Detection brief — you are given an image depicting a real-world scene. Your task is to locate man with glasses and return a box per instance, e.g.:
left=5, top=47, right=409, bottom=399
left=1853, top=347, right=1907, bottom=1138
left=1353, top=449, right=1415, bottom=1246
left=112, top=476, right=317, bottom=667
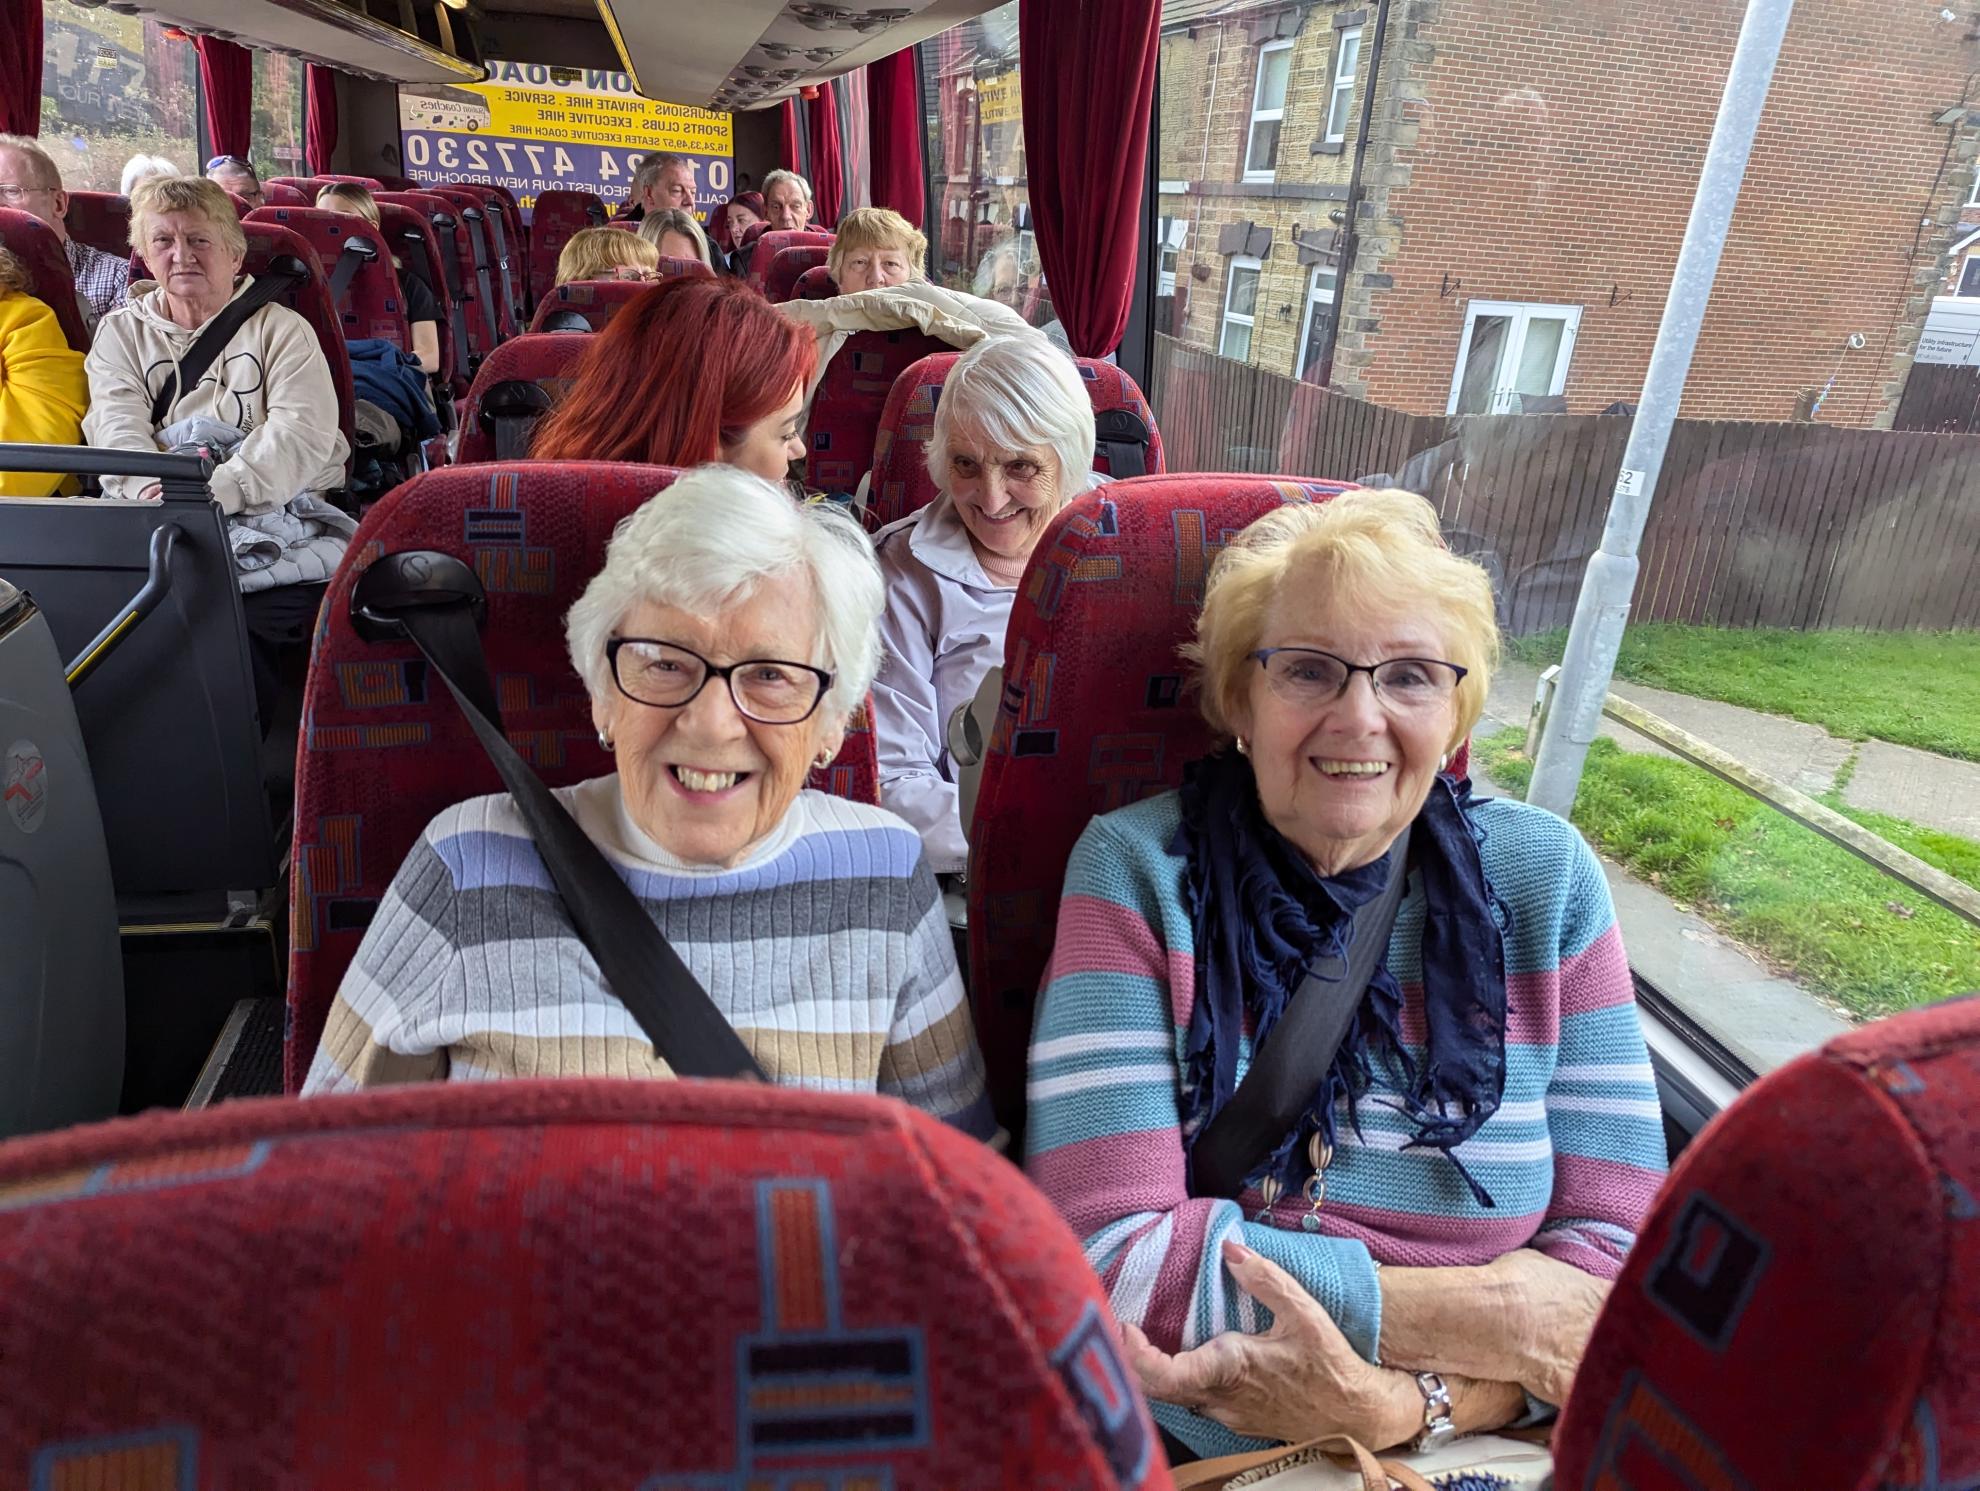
left=205, top=156, right=266, bottom=212
left=0, top=133, right=129, bottom=330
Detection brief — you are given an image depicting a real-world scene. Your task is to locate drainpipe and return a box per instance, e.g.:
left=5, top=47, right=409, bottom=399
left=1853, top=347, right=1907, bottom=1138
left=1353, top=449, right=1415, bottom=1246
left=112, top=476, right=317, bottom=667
left=1313, top=0, right=1394, bottom=388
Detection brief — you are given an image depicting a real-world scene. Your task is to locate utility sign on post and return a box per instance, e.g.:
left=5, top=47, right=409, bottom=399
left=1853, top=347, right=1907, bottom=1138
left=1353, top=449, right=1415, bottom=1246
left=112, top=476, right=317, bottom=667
left=398, top=62, right=733, bottom=223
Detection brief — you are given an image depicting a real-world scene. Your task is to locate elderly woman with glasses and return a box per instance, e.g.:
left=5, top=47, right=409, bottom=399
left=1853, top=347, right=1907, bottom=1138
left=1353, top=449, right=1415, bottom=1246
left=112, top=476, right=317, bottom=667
left=304, top=466, right=996, bottom=1141
left=1025, top=489, right=1667, bottom=1462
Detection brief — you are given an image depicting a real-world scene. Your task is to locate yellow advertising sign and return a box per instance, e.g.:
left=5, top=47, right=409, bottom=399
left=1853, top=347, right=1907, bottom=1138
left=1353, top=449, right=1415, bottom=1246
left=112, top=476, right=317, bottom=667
left=399, top=61, right=733, bottom=217
left=979, top=71, right=1021, bottom=127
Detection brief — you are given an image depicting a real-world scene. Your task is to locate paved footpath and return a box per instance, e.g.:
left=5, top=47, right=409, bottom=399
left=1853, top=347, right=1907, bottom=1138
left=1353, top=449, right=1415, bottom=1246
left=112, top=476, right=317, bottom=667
left=1483, top=660, right=1980, bottom=840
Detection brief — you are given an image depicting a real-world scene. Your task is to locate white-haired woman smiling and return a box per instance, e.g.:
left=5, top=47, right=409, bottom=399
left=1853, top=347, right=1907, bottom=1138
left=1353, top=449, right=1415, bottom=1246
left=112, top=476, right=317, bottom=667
left=871, top=334, right=1103, bottom=874
left=305, top=466, right=996, bottom=1138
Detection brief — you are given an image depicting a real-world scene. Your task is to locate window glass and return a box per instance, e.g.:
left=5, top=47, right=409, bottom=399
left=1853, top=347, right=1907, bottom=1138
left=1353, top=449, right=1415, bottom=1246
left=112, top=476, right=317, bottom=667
left=38, top=7, right=201, bottom=194
left=919, top=0, right=1062, bottom=343
left=250, top=51, right=309, bottom=185
left=1150, top=0, right=1980, bottom=1077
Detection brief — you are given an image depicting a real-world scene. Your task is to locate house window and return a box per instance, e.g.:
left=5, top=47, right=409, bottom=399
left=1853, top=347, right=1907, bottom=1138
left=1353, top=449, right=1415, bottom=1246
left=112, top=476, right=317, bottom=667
left=1297, top=265, right=1339, bottom=380
left=1960, top=255, right=1980, bottom=298
left=1447, top=301, right=1583, bottom=414
left=1326, top=27, right=1362, bottom=144
left=1244, top=41, right=1293, bottom=181
left=1158, top=219, right=1185, bottom=297
left=1220, top=256, right=1262, bottom=361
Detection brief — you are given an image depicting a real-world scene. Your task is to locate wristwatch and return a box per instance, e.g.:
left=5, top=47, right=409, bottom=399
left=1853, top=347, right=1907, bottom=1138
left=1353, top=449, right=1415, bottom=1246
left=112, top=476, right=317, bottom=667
left=1408, top=1371, right=1456, bottom=1453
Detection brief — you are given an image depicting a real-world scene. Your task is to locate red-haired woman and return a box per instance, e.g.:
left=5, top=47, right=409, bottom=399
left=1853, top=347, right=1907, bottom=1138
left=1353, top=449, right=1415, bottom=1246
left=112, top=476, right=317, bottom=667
left=530, top=275, right=815, bottom=481
left=709, top=191, right=767, bottom=265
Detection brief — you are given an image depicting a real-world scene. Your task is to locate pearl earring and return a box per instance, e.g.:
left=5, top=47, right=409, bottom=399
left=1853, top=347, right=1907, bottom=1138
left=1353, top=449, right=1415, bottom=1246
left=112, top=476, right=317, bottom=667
left=1235, top=737, right=1249, bottom=756
left=812, top=751, right=833, bottom=770
left=597, top=730, right=614, bottom=752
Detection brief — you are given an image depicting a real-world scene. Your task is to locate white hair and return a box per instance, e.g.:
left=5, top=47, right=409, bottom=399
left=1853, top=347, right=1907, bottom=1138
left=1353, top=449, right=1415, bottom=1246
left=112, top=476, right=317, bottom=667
left=927, top=335, right=1097, bottom=493
left=120, top=154, right=182, bottom=197
left=762, top=169, right=814, bottom=204
left=566, top=466, right=884, bottom=723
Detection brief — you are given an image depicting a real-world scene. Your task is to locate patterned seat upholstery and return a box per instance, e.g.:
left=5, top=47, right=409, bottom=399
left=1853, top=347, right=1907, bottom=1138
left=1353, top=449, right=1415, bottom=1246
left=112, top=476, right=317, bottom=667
left=0, top=1078, right=1171, bottom=1491
left=134, top=219, right=357, bottom=469
left=965, top=475, right=1362, bottom=1133
left=375, top=201, right=457, bottom=389
left=379, top=190, right=497, bottom=394
left=795, top=265, right=838, bottom=300
left=766, top=245, right=831, bottom=303
left=1555, top=994, right=1980, bottom=1491
left=450, top=182, right=527, bottom=323
left=317, top=173, right=386, bottom=188
left=745, top=229, right=834, bottom=296
left=261, top=181, right=309, bottom=207
left=250, top=205, right=412, bottom=351
left=285, top=462, right=880, bottom=1090
left=269, top=176, right=333, bottom=199
left=427, top=185, right=520, bottom=340
left=527, top=276, right=671, bottom=333
left=806, top=330, right=950, bottom=502
left=454, top=332, right=591, bottom=463
left=868, top=354, right=1168, bottom=529
left=63, top=190, right=131, bottom=258
left=0, top=207, right=89, bottom=352
left=527, top=188, right=607, bottom=307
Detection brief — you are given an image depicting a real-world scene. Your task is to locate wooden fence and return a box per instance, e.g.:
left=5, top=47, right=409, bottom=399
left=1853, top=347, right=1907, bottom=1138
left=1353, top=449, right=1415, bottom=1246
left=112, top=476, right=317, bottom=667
left=1149, top=335, right=1980, bottom=635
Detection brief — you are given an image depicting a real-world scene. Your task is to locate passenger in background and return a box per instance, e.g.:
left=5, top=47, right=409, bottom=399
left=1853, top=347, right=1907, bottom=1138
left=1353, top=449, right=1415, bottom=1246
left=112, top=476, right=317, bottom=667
left=761, top=170, right=814, bottom=233
left=316, top=183, right=442, bottom=375
left=637, top=208, right=712, bottom=268
left=828, top=208, right=923, bottom=293
left=203, top=155, right=266, bottom=212
left=624, top=151, right=697, bottom=222
left=531, top=276, right=813, bottom=482
left=709, top=191, right=766, bottom=268
left=84, top=176, right=352, bottom=730
left=0, top=132, right=129, bottom=328
left=554, top=224, right=660, bottom=286
left=119, top=154, right=182, bottom=197
left=303, top=464, right=996, bottom=1140
left=870, top=336, right=1104, bottom=875
left=0, top=245, right=88, bottom=496
left=1026, top=489, right=1667, bottom=1460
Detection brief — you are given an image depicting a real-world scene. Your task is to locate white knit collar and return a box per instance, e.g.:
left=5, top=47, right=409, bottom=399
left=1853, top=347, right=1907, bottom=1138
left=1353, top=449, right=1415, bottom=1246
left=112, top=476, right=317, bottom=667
left=598, top=774, right=811, bottom=877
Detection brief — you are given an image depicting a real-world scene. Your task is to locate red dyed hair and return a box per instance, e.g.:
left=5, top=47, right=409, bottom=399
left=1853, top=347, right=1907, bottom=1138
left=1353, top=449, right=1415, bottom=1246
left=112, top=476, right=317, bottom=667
left=529, top=276, right=816, bottom=467
left=712, top=192, right=767, bottom=252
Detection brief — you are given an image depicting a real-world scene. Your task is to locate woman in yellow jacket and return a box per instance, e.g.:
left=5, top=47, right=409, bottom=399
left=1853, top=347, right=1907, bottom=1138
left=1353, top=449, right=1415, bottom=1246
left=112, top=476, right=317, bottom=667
left=0, top=245, right=89, bottom=496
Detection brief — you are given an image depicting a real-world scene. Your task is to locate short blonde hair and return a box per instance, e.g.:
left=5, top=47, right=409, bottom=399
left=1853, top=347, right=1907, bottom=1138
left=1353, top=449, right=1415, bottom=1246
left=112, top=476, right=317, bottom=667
left=1187, top=489, right=1500, bottom=756
left=555, top=225, right=658, bottom=285
left=638, top=208, right=710, bottom=266
left=827, top=207, right=926, bottom=285
left=130, top=175, right=246, bottom=259
left=316, top=182, right=380, bottom=225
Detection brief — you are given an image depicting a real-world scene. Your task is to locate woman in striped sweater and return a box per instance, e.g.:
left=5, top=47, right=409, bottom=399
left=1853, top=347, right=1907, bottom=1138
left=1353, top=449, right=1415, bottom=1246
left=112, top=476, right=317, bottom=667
left=304, top=466, right=993, bottom=1141
left=1024, top=489, right=1667, bottom=1460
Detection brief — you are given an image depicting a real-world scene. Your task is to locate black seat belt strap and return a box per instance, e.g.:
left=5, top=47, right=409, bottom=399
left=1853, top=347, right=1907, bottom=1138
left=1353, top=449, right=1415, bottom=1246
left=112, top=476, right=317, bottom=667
left=149, top=262, right=307, bottom=426
left=325, top=236, right=376, bottom=306
left=1093, top=409, right=1152, bottom=480
left=459, top=207, right=502, bottom=349
left=386, top=595, right=768, bottom=1082
left=1190, top=825, right=1413, bottom=1199
left=480, top=206, right=519, bottom=334
left=428, top=214, right=474, bottom=380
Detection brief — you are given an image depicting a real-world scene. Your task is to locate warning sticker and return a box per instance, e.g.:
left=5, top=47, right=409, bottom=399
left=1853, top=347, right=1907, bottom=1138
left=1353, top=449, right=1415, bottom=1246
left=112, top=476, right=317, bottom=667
left=4, top=739, right=46, bottom=834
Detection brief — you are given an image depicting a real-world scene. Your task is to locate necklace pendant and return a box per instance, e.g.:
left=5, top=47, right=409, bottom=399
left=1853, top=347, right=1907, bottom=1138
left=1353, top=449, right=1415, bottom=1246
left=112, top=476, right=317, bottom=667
left=1257, top=1174, right=1283, bottom=1208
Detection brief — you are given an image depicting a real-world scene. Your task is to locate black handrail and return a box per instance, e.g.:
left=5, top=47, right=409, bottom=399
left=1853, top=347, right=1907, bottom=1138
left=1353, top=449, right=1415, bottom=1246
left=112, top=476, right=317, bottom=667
left=0, top=443, right=214, bottom=502
left=63, top=521, right=182, bottom=689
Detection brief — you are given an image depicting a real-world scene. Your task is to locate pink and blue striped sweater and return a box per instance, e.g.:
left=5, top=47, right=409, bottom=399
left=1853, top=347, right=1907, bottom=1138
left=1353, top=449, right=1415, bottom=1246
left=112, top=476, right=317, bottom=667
left=1024, top=790, right=1666, bottom=1454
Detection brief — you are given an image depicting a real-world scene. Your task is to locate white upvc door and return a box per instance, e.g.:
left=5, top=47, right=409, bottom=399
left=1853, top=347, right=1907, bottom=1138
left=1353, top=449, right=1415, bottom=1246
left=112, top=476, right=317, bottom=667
left=1446, top=300, right=1583, bottom=414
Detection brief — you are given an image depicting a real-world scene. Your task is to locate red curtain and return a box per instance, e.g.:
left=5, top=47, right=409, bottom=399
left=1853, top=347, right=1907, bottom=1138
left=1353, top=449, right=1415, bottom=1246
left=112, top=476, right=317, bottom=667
left=196, top=37, right=254, bottom=161
left=1019, top=0, right=1160, bottom=358
left=305, top=64, right=339, bottom=174
left=780, top=99, right=806, bottom=180
left=1, top=0, right=43, bottom=136
left=867, top=50, right=924, bottom=229
left=808, top=85, right=844, bottom=228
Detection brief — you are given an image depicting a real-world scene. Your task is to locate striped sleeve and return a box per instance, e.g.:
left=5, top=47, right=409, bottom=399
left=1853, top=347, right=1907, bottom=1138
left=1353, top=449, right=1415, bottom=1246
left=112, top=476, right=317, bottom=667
left=1025, top=815, right=1384, bottom=1365
left=877, top=853, right=997, bottom=1138
left=300, top=834, right=460, bottom=1095
left=1531, top=835, right=1668, bottom=1274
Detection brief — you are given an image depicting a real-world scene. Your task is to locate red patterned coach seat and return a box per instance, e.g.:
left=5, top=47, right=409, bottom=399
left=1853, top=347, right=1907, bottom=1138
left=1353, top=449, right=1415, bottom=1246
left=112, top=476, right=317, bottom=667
left=63, top=190, right=131, bottom=258
left=528, top=272, right=710, bottom=334
left=0, top=207, right=89, bottom=352
left=455, top=331, right=591, bottom=463
left=250, top=206, right=412, bottom=353
left=745, top=228, right=834, bottom=296
left=868, top=352, right=1168, bottom=529
left=795, top=265, right=838, bottom=301
left=1554, top=993, right=1980, bottom=1490
left=0, top=1080, right=1173, bottom=1490
left=766, top=244, right=831, bottom=303
left=527, top=187, right=607, bottom=307
left=285, top=462, right=881, bottom=1090
left=805, top=329, right=950, bottom=503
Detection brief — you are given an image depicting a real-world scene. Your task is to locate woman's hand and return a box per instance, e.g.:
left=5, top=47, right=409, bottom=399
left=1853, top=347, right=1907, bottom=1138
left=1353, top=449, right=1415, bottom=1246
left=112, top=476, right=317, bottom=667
left=1119, top=1239, right=1421, bottom=1449
left=1487, top=1248, right=1610, bottom=1407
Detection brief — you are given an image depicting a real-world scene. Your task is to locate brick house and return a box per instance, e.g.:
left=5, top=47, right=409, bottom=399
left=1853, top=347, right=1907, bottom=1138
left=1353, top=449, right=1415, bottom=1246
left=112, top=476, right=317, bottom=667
left=1159, top=0, right=1980, bottom=426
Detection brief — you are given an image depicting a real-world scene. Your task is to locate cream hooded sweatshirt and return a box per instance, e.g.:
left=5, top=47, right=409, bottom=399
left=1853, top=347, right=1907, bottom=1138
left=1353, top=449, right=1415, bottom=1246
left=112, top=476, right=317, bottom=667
left=83, top=276, right=350, bottom=514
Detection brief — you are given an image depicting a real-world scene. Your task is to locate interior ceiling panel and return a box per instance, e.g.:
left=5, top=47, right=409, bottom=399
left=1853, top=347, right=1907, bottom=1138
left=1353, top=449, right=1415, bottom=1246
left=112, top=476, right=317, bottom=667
left=91, top=0, right=483, bottom=83
left=593, top=0, right=1007, bottom=111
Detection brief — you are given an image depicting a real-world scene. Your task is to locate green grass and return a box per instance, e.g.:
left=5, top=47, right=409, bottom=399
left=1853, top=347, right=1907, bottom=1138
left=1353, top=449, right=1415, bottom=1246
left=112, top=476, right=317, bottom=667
left=1505, top=625, right=1980, bottom=762
left=1476, top=729, right=1980, bottom=1021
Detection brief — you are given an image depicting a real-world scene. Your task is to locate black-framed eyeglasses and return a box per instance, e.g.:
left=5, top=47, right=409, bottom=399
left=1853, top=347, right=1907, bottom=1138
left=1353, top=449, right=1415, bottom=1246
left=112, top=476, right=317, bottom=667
left=607, top=638, right=833, bottom=725
left=1251, top=647, right=1468, bottom=713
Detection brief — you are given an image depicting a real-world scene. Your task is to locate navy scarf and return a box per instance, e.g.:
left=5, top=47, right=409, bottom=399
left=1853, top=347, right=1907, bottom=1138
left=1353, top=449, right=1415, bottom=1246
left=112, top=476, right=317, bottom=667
left=1172, top=749, right=1510, bottom=1206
